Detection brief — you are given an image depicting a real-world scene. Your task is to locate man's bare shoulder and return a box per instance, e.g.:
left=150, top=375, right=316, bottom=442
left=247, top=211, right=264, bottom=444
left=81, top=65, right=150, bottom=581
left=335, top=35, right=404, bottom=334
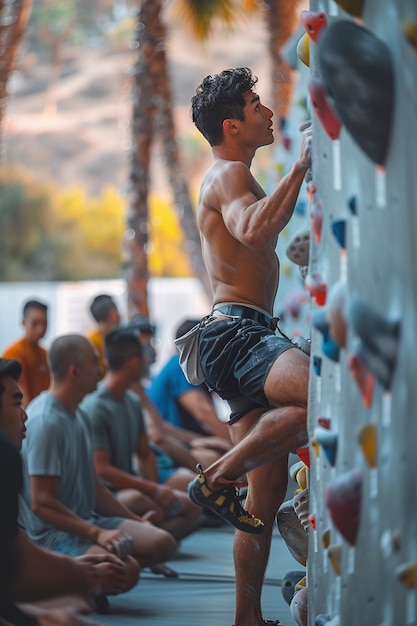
left=204, top=159, right=251, bottom=184
left=199, top=159, right=254, bottom=212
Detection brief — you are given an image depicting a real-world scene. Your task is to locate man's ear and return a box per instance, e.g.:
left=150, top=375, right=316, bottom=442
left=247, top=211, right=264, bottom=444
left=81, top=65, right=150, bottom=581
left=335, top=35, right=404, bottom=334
left=223, top=118, right=239, bottom=136
left=69, top=364, right=79, bottom=379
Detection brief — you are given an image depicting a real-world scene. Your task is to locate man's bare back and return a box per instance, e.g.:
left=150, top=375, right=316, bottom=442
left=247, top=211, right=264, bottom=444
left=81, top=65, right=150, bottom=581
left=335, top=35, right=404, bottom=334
left=197, top=158, right=279, bottom=313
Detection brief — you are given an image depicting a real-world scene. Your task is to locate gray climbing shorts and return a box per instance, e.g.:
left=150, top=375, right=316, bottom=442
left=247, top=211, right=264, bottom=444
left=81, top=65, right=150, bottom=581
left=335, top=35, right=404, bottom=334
left=199, top=316, right=295, bottom=424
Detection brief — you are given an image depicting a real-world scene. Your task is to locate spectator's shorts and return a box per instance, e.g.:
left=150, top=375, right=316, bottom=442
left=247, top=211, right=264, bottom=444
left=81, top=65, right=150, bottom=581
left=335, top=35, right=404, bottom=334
left=37, top=514, right=125, bottom=556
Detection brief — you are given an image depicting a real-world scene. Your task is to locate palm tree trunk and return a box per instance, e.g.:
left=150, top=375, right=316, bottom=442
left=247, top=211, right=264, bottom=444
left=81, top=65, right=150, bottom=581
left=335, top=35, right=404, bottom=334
left=156, top=52, right=211, bottom=297
left=125, top=0, right=210, bottom=318
left=264, top=0, right=298, bottom=120
left=0, top=0, right=33, bottom=155
left=124, top=0, right=160, bottom=318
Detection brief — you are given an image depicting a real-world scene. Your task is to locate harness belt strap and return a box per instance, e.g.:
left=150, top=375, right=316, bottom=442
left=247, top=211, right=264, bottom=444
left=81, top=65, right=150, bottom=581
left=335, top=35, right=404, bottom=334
left=212, top=304, right=278, bottom=331
left=228, top=397, right=257, bottom=412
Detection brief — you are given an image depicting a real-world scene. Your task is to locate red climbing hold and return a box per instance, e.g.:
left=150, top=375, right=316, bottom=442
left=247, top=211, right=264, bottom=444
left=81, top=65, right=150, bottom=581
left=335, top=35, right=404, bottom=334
left=348, top=351, right=376, bottom=408
left=317, top=416, right=331, bottom=430
left=325, top=468, right=363, bottom=546
left=296, top=445, right=310, bottom=468
left=300, top=10, right=327, bottom=43
left=308, top=75, right=342, bottom=141
left=311, top=201, right=323, bottom=243
left=290, top=586, right=308, bottom=626
left=305, top=272, right=327, bottom=306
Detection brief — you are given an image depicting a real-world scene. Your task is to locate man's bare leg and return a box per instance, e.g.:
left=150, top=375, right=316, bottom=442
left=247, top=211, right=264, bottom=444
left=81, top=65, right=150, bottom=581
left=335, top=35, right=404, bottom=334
left=117, top=487, right=202, bottom=541
left=199, top=404, right=307, bottom=489
left=229, top=412, right=290, bottom=626
left=188, top=348, right=309, bottom=624
left=118, top=519, right=178, bottom=568
left=202, top=347, right=309, bottom=486
left=14, top=531, right=100, bottom=601
left=15, top=530, right=141, bottom=601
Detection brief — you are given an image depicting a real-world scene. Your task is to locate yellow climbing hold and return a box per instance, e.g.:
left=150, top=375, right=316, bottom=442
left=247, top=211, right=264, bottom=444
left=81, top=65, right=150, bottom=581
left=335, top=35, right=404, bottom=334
left=295, top=576, right=307, bottom=591
left=396, top=562, right=417, bottom=589
left=295, top=465, right=308, bottom=491
left=358, top=423, right=377, bottom=468
left=297, top=33, right=310, bottom=67
left=321, top=528, right=332, bottom=549
left=311, top=438, right=320, bottom=457
left=328, top=544, right=342, bottom=575
left=402, top=22, right=417, bottom=53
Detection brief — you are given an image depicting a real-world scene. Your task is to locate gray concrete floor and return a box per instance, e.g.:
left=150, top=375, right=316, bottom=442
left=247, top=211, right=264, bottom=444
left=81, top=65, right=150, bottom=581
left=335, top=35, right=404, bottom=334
left=96, top=522, right=304, bottom=626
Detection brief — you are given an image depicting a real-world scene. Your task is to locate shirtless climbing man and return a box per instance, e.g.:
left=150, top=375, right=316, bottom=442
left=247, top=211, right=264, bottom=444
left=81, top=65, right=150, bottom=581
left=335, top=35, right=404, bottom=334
left=184, top=68, right=312, bottom=626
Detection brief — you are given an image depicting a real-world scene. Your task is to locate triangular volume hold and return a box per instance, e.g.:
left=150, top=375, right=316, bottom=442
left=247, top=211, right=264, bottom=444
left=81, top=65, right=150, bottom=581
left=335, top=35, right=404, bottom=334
left=318, top=20, right=394, bottom=165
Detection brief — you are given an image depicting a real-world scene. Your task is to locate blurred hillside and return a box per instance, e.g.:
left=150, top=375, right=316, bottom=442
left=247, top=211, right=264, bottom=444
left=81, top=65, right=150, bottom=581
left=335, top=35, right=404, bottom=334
left=3, top=13, right=272, bottom=198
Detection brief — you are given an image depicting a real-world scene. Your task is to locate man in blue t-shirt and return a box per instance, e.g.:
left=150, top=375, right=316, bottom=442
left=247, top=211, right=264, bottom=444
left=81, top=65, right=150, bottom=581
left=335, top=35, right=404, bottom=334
left=148, top=320, right=230, bottom=441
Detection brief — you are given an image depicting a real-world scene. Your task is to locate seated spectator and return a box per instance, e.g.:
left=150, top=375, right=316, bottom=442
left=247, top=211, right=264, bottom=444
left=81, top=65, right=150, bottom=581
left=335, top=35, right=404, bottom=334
left=81, top=329, right=202, bottom=543
left=2, top=300, right=50, bottom=406
left=126, top=317, right=232, bottom=477
left=18, top=335, right=177, bottom=583
left=86, top=295, right=121, bottom=377
left=148, top=318, right=231, bottom=440
left=0, top=358, right=106, bottom=626
left=125, top=315, right=157, bottom=381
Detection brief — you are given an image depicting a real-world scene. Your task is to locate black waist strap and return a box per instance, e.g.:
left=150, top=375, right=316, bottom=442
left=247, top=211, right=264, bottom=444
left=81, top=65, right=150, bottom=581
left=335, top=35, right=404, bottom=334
left=212, top=304, right=278, bottom=331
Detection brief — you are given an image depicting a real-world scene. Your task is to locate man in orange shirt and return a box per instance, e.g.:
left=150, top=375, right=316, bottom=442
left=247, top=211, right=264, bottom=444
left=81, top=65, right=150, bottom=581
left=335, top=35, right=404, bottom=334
left=2, top=300, right=50, bottom=406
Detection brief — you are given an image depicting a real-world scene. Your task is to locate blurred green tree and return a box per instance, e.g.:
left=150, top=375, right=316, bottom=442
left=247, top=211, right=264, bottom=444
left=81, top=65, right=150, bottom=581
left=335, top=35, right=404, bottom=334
left=0, top=165, right=74, bottom=280
left=0, top=164, right=192, bottom=280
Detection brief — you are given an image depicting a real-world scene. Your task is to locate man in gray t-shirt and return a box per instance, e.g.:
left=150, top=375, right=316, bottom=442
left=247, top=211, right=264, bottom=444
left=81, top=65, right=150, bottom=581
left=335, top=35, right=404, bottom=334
left=19, top=392, right=98, bottom=545
left=81, top=386, right=146, bottom=478
left=19, top=334, right=177, bottom=575
left=81, top=329, right=201, bottom=542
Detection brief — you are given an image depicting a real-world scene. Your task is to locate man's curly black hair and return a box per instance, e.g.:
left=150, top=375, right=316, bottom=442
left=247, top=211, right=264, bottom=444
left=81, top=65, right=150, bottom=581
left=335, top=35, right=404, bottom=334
left=190, top=67, right=258, bottom=146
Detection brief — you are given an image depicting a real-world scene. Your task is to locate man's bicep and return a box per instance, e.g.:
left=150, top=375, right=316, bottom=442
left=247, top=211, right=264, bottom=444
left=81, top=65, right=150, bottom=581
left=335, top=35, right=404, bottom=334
left=94, top=448, right=112, bottom=474
left=30, top=475, right=60, bottom=502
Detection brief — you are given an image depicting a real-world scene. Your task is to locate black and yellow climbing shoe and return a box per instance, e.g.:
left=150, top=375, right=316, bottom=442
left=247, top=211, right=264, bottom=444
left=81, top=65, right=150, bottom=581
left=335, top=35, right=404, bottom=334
left=188, top=464, right=264, bottom=535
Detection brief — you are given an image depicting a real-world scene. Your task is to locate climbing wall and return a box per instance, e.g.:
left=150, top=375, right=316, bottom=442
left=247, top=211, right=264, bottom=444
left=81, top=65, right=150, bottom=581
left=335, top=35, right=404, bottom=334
left=298, top=0, right=417, bottom=625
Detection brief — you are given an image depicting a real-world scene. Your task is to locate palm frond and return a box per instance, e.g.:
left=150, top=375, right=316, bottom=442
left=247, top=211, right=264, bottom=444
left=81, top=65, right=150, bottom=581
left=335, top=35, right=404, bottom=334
left=171, top=0, right=256, bottom=41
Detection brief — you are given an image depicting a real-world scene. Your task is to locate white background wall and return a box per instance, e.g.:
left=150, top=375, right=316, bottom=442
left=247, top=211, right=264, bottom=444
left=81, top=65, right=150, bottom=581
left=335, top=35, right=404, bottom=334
left=0, top=277, right=210, bottom=373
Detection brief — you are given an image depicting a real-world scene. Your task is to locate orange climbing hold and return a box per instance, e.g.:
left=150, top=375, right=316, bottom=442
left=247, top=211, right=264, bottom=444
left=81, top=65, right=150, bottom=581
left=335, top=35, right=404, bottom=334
left=307, top=182, right=317, bottom=203
left=311, top=201, right=323, bottom=243
left=348, top=351, right=376, bottom=408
